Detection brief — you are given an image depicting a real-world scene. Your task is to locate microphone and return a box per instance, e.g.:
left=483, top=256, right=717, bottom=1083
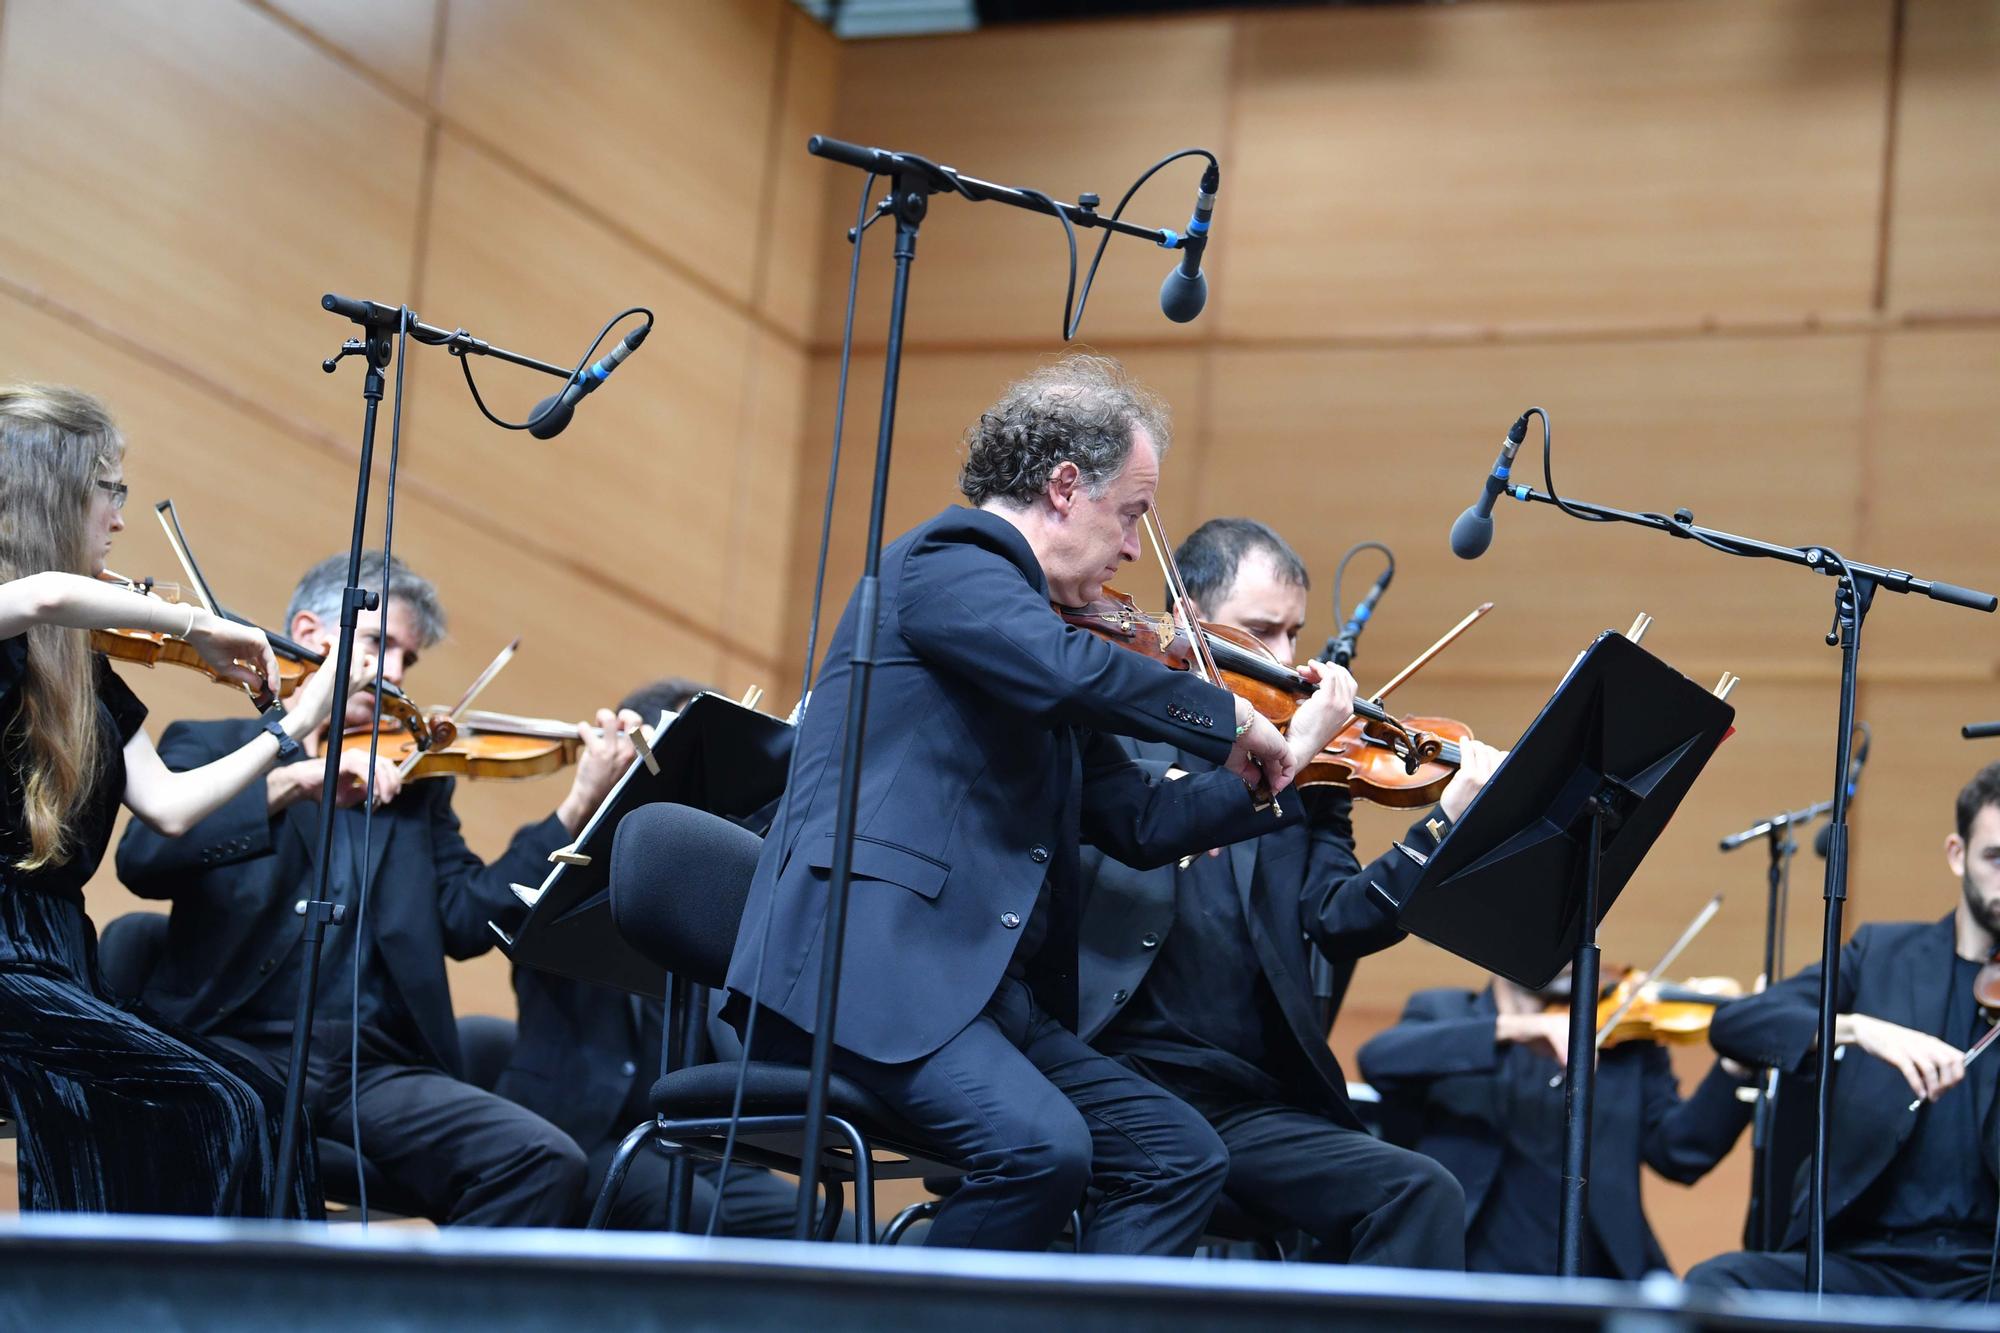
left=1814, top=722, right=1871, bottom=857
left=1159, top=163, right=1218, bottom=324
left=1450, top=412, right=1532, bottom=560
left=528, top=324, right=652, bottom=440
left=1327, top=565, right=1393, bottom=667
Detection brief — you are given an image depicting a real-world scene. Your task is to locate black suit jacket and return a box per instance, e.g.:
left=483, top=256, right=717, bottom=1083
left=1706, top=914, right=2000, bottom=1249
left=1359, top=987, right=1751, bottom=1277
left=116, top=717, right=567, bottom=1079
left=1077, top=740, right=1440, bottom=1129
left=726, top=506, right=1279, bottom=1064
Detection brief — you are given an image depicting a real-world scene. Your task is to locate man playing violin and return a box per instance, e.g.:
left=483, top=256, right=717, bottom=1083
left=1686, top=760, right=2000, bottom=1300
left=712, top=354, right=1356, bottom=1253
left=1360, top=966, right=1755, bottom=1278
left=117, top=551, right=641, bottom=1227
left=1078, top=517, right=1504, bottom=1268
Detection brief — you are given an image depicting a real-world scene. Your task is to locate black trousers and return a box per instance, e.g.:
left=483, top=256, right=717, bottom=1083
left=753, top=976, right=1228, bottom=1253
left=219, top=1033, right=586, bottom=1227
left=1124, top=1056, right=1466, bottom=1270
left=1686, top=1230, right=1996, bottom=1301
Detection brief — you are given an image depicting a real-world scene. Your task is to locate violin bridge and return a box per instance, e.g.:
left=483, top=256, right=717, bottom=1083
left=1626, top=612, right=1653, bottom=644
left=1713, top=672, right=1741, bottom=701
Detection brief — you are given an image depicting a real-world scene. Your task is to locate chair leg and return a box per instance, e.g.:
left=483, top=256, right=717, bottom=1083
left=1071, top=1208, right=1085, bottom=1254
left=586, top=1119, right=656, bottom=1230
left=666, top=1154, right=694, bottom=1234
left=825, top=1115, right=873, bottom=1245
left=880, top=1199, right=938, bottom=1246
left=812, top=1177, right=844, bottom=1242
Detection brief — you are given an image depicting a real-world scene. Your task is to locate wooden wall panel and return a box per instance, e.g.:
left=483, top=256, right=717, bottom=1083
left=810, top=17, right=1234, bottom=349
left=1886, top=0, right=2000, bottom=314
left=0, top=0, right=427, bottom=437
left=756, top=9, right=843, bottom=341
left=262, top=0, right=440, bottom=101
left=1225, top=0, right=1894, bottom=337
left=722, top=328, right=813, bottom=699
left=437, top=0, right=786, bottom=309
left=1861, top=327, right=2000, bottom=678
left=409, top=131, right=761, bottom=668
left=1201, top=334, right=1872, bottom=682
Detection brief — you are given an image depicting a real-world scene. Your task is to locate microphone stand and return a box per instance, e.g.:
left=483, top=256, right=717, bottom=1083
left=1497, top=481, right=1995, bottom=1296
left=278, top=297, right=577, bottom=1218
left=787, top=136, right=1202, bottom=1241
left=1719, top=796, right=1822, bottom=1250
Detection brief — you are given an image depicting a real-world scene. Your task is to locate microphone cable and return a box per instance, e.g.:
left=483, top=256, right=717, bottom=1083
left=443, top=306, right=654, bottom=435
left=1327, top=540, right=1394, bottom=664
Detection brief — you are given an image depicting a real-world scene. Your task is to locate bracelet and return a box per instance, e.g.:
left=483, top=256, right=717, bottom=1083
left=1234, top=719, right=1253, bottom=737
left=166, top=603, right=196, bottom=641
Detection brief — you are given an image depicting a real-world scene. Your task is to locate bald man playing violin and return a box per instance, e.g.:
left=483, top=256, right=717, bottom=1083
left=715, top=354, right=1357, bottom=1254
left=1685, top=760, right=2000, bottom=1301
left=118, top=550, right=640, bottom=1227
left=1076, top=516, right=1505, bottom=1270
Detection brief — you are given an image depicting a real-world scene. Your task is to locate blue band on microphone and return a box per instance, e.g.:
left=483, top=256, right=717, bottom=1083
left=1157, top=229, right=1180, bottom=249
left=1187, top=215, right=1209, bottom=234
left=1492, top=464, right=1512, bottom=481
left=1508, top=484, right=1532, bottom=501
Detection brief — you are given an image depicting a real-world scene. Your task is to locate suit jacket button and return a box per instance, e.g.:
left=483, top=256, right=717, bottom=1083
left=1029, top=845, right=1049, bottom=864
left=258, top=959, right=274, bottom=975
left=1140, top=932, right=1159, bottom=949
left=1112, top=989, right=1130, bottom=1004
left=621, top=1060, right=638, bottom=1077
left=1001, top=912, right=1021, bottom=929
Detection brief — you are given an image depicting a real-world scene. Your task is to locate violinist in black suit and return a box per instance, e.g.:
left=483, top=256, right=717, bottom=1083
left=719, top=354, right=1358, bottom=1253
left=117, top=552, right=642, bottom=1227
left=1079, top=518, right=1506, bottom=1269
left=1359, top=971, right=1753, bottom=1278
left=1687, top=760, right=2000, bottom=1300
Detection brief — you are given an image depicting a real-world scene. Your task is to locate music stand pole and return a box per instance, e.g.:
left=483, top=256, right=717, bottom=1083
left=1556, top=801, right=1606, bottom=1274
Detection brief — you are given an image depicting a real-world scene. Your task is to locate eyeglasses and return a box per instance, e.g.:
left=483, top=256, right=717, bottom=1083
left=94, top=480, right=128, bottom=511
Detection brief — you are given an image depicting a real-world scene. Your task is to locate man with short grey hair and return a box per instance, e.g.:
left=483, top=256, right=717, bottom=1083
left=119, top=550, right=641, bottom=1227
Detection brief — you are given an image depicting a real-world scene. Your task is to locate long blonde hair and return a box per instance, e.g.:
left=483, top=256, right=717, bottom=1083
left=0, top=385, right=125, bottom=870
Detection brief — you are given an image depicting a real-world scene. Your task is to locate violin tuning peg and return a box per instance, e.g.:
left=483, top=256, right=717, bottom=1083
left=1626, top=612, right=1653, bottom=644
left=1713, top=672, right=1741, bottom=701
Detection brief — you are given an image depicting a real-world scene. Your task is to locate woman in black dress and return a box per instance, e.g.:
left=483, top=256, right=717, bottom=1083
left=0, top=384, right=359, bottom=1215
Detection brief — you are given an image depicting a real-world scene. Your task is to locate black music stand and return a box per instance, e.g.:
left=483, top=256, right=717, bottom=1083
left=493, top=693, right=792, bottom=996
left=1371, top=630, right=1735, bottom=1275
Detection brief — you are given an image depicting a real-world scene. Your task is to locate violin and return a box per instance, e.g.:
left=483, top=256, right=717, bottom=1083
left=93, top=570, right=451, bottom=753
left=342, top=709, right=589, bottom=783
left=1558, top=969, right=1744, bottom=1049
left=1057, top=584, right=1469, bottom=807
left=1902, top=951, right=2000, bottom=1112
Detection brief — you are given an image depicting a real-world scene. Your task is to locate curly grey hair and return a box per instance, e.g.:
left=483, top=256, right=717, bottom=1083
left=957, top=353, right=1171, bottom=509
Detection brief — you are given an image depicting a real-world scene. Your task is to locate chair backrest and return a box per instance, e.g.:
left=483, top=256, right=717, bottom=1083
left=456, top=1014, right=517, bottom=1093
left=97, top=911, right=169, bottom=1003
left=609, top=803, right=761, bottom=991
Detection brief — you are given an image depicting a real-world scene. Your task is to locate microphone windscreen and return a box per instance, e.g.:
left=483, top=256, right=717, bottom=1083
left=1449, top=507, right=1494, bottom=560
left=527, top=391, right=573, bottom=441
left=1160, top=268, right=1207, bottom=323
left=1813, top=820, right=1834, bottom=859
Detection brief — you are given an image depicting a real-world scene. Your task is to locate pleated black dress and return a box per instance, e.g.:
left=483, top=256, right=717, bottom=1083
left=0, top=633, right=314, bottom=1216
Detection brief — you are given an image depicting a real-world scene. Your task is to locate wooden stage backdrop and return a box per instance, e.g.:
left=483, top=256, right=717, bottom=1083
left=3, top=0, right=1998, bottom=1271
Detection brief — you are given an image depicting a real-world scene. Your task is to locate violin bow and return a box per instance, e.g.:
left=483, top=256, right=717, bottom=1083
left=1594, top=891, right=1724, bottom=1049
left=401, top=637, right=520, bottom=778
left=153, top=499, right=224, bottom=617
left=1367, top=602, right=1494, bottom=704
left=1142, top=506, right=1222, bottom=687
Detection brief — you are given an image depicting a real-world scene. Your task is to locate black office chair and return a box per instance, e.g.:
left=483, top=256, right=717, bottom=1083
left=95, top=910, right=516, bottom=1221
left=588, top=803, right=971, bottom=1243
